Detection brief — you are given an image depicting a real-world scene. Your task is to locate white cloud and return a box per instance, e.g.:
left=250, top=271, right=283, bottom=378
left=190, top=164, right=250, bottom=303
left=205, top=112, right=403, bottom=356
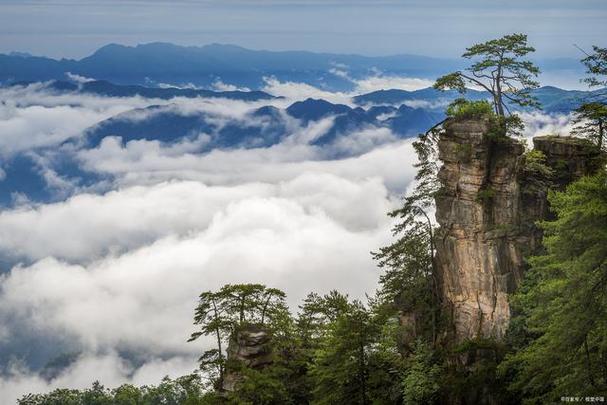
left=329, top=126, right=397, bottom=156
left=262, top=76, right=353, bottom=104
left=402, top=99, right=450, bottom=109
left=211, top=79, right=251, bottom=92
left=261, top=73, right=434, bottom=105
left=156, top=82, right=202, bottom=90
left=0, top=103, right=116, bottom=156
left=76, top=135, right=417, bottom=193
left=329, top=67, right=351, bottom=80
left=0, top=86, right=156, bottom=157
left=0, top=353, right=197, bottom=403
left=66, top=72, right=95, bottom=84
left=0, top=170, right=401, bottom=263
left=353, top=75, right=434, bottom=94
left=327, top=63, right=433, bottom=94
left=520, top=111, right=575, bottom=139
left=0, top=172, right=399, bottom=401
left=0, top=186, right=393, bottom=348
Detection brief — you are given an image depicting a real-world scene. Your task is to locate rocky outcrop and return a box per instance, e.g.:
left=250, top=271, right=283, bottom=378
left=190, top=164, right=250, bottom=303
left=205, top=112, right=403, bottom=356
left=434, top=119, right=600, bottom=343
left=221, top=325, right=273, bottom=392
left=534, top=135, right=604, bottom=187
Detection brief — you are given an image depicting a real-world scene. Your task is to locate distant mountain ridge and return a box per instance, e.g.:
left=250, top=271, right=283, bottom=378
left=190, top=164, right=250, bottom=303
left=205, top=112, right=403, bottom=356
left=0, top=42, right=584, bottom=91
left=354, top=86, right=607, bottom=113
left=84, top=97, right=443, bottom=149
left=10, top=79, right=276, bottom=101
left=0, top=43, right=458, bottom=90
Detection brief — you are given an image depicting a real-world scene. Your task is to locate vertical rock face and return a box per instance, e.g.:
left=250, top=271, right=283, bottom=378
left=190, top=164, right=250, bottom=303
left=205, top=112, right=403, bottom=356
left=434, top=119, right=599, bottom=343
left=222, top=325, right=273, bottom=392
left=533, top=135, right=603, bottom=187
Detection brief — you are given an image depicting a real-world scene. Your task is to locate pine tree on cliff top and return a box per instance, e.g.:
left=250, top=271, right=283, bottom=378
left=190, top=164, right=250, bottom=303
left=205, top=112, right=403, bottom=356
left=434, top=33, right=540, bottom=117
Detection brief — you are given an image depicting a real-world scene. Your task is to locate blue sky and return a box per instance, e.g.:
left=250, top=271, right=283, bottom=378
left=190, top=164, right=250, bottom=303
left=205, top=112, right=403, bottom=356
left=1, top=0, right=606, bottom=59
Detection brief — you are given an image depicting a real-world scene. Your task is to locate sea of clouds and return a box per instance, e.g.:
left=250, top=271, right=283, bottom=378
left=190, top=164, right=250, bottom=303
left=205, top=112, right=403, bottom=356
left=0, top=75, right=575, bottom=402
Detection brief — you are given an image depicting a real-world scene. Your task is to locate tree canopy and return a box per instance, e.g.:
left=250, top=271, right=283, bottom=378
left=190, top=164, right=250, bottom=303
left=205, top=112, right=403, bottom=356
left=571, top=102, right=607, bottom=151
left=188, top=284, right=288, bottom=390
left=434, top=33, right=540, bottom=116
left=582, top=46, right=607, bottom=88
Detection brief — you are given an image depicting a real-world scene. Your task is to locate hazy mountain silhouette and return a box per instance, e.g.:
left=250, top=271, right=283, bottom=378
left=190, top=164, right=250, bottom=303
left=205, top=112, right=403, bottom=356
left=2, top=42, right=581, bottom=91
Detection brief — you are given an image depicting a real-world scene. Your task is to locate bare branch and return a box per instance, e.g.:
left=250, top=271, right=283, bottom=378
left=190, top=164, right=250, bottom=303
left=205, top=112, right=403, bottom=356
left=459, top=73, right=495, bottom=94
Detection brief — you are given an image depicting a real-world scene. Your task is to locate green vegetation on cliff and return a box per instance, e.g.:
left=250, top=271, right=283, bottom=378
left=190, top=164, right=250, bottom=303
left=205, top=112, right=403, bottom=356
left=501, top=170, right=607, bottom=403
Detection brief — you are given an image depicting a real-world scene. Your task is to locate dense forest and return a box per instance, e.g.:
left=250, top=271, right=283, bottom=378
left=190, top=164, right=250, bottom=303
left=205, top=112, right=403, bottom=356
left=19, top=35, right=607, bottom=405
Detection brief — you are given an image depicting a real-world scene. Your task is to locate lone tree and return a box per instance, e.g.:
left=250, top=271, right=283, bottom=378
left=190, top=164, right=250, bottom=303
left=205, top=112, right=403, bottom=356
left=434, top=33, right=540, bottom=116
left=571, top=102, right=607, bottom=150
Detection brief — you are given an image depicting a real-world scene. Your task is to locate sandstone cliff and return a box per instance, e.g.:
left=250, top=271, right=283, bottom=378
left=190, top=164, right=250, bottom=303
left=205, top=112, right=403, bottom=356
left=434, top=119, right=600, bottom=343
left=221, top=325, right=273, bottom=392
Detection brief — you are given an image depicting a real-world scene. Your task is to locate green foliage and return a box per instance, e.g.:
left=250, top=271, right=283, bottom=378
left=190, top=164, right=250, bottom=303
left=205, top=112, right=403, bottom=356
left=500, top=170, right=607, bottom=403
left=443, top=339, right=515, bottom=405
left=434, top=72, right=466, bottom=94
left=369, top=104, right=449, bottom=403
left=445, top=98, right=525, bottom=139
left=582, top=46, right=607, bottom=88
left=579, top=45, right=607, bottom=150
left=309, top=297, right=403, bottom=405
left=112, top=384, right=142, bottom=404
left=18, top=376, right=211, bottom=405
left=224, top=367, right=291, bottom=405
left=372, top=120, right=442, bottom=349
left=309, top=298, right=370, bottom=404
left=189, top=284, right=288, bottom=389
left=521, top=149, right=554, bottom=195
left=487, top=113, right=525, bottom=138
left=572, top=102, right=607, bottom=151
left=401, top=340, right=443, bottom=404
left=446, top=98, right=494, bottom=119
left=523, top=150, right=553, bottom=178
left=19, top=389, right=88, bottom=405
left=476, top=186, right=496, bottom=203
left=434, top=33, right=540, bottom=116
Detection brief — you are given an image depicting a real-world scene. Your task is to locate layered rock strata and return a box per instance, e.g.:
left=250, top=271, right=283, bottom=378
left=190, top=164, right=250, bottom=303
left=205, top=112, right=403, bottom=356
left=221, top=325, right=273, bottom=392
left=434, top=119, right=600, bottom=343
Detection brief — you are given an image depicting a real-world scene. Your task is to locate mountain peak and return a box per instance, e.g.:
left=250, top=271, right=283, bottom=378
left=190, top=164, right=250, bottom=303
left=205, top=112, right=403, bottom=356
left=286, top=98, right=352, bottom=121
left=92, top=43, right=128, bottom=54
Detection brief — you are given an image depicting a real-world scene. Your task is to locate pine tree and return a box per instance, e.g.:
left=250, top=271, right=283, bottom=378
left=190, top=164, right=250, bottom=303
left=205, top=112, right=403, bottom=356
left=501, top=170, right=607, bottom=402
left=571, top=102, right=607, bottom=151
left=434, top=33, right=540, bottom=116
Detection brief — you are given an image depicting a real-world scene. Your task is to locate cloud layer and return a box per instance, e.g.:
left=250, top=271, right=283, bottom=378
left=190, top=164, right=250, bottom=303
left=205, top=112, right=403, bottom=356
left=0, top=174, right=400, bottom=401
left=0, top=77, right=578, bottom=402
